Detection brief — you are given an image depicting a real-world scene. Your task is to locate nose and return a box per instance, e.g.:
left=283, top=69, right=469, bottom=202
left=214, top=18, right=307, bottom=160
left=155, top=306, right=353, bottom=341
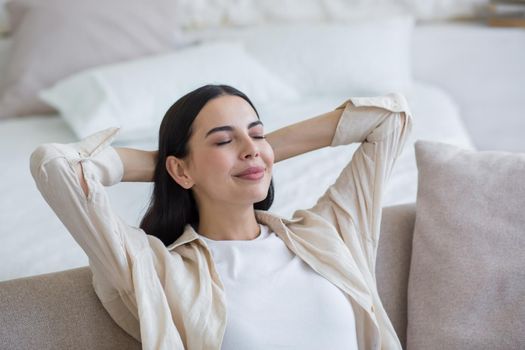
left=240, top=135, right=260, bottom=160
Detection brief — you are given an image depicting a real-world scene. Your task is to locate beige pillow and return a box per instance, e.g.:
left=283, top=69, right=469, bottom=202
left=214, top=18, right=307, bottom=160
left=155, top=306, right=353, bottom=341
left=0, top=0, right=191, bottom=118
left=407, top=140, right=525, bottom=349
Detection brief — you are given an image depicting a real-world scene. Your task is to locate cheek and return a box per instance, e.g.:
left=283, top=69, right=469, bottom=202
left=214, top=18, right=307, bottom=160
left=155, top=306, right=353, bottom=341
left=262, top=144, right=275, bottom=167
left=200, top=152, right=235, bottom=175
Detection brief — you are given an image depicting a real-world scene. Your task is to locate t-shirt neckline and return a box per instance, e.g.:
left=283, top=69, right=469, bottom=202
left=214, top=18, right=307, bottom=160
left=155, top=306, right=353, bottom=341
left=197, top=224, right=269, bottom=243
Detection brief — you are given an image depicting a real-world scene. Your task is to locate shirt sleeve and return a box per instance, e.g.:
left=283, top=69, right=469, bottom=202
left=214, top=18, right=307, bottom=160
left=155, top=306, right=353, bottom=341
left=29, top=127, right=149, bottom=296
left=307, top=92, right=413, bottom=277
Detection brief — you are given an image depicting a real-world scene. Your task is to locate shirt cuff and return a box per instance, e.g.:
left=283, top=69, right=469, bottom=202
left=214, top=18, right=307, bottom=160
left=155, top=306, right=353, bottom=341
left=330, top=92, right=412, bottom=147
left=69, top=127, right=124, bottom=187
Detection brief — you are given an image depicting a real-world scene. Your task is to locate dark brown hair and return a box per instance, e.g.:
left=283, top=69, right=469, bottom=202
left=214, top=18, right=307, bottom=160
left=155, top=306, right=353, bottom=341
left=140, top=84, right=274, bottom=246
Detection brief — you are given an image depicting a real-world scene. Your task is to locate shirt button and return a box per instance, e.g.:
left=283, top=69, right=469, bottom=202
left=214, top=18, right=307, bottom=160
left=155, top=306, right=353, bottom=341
left=371, top=305, right=375, bottom=313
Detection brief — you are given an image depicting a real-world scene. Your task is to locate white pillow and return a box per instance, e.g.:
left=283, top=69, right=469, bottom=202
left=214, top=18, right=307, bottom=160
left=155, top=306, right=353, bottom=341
left=174, top=0, right=484, bottom=29
left=402, top=0, right=487, bottom=20
left=39, top=41, right=301, bottom=142
left=184, top=15, right=415, bottom=97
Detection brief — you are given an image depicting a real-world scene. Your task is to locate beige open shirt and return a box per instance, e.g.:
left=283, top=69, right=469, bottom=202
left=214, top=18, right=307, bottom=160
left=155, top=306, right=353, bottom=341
left=30, top=93, right=413, bottom=350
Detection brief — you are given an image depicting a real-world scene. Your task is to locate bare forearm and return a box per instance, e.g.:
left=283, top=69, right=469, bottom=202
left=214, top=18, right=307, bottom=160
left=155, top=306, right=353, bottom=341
left=115, top=148, right=158, bottom=182
left=266, top=109, right=343, bottom=163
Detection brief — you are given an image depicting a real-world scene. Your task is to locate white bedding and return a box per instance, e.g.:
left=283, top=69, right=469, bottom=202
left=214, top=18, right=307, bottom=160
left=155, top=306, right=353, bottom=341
left=0, top=16, right=482, bottom=281
left=0, top=80, right=474, bottom=281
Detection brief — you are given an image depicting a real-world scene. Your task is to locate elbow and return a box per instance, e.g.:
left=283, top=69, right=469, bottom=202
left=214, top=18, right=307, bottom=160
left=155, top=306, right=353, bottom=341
left=367, top=104, right=413, bottom=144
left=389, top=92, right=412, bottom=119
left=29, top=144, right=51, bottom=180
left=386, top=92, right=413, bottom=133
left=29, top=143, right=67, bottom=180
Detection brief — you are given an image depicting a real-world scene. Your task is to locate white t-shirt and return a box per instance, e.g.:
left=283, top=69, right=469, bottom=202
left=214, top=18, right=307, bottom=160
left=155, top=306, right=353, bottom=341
left=197, top=223, right=359, bottom=349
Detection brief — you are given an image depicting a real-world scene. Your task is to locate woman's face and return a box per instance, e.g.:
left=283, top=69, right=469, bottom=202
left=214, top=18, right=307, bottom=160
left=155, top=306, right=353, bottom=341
left=169, top=94, right=274, bottom=208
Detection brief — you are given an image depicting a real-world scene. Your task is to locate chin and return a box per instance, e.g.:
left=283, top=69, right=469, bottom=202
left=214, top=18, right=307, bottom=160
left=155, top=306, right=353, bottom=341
left=243, top=188, right=269, bottom=204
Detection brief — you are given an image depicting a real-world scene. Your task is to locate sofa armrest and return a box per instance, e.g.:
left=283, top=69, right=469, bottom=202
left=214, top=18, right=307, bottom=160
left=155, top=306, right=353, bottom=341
left=0, top=267, right=140, bottom=350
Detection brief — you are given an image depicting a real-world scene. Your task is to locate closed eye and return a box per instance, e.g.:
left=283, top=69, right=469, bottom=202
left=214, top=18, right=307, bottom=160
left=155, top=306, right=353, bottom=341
left=216, top=135, right=266, bottom=146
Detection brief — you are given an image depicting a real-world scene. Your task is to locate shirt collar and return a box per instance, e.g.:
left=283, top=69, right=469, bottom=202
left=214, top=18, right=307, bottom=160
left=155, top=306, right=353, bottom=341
left=166, top=210, right=304, bottom=251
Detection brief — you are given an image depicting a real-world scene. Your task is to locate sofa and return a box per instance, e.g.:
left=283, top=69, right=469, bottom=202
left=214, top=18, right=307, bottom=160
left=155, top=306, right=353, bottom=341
left=0, top=202, right=416, bottom=350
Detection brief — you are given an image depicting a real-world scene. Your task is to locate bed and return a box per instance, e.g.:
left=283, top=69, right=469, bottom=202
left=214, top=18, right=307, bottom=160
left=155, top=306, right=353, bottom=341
left=0, top=82, right=474, bottom=281
left=0, top=5, right=479, bottom=281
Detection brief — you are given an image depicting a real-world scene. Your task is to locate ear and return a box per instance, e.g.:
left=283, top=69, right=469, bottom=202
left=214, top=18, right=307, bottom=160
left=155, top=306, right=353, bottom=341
left=166, top=155, right=193, bottom=189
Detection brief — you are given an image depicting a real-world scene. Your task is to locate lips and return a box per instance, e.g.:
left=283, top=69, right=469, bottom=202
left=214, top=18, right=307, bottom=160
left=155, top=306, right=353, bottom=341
left=234, top=166, right=265, bottom=177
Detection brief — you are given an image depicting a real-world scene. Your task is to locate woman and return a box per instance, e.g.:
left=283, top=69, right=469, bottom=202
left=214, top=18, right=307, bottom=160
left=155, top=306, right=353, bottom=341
left=30, top=84, right=413, bottom=350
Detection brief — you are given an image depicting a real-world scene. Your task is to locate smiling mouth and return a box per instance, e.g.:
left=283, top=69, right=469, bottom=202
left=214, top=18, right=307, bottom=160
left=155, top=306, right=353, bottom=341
left=234, top=170, right=265, bottom=181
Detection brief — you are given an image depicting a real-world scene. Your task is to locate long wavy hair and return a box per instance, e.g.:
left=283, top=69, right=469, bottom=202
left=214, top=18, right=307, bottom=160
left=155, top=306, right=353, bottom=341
left=140, top=84, right=275, bottom=246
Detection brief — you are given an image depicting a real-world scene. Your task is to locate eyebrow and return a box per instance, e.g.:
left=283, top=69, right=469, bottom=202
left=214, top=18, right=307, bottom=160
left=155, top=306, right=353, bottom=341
left=205, top=120, right=264, bottom=138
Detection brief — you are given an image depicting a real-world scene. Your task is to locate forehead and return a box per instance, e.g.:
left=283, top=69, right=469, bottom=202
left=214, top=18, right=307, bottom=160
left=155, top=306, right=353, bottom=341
left=193, top=95, right=259, bottom=131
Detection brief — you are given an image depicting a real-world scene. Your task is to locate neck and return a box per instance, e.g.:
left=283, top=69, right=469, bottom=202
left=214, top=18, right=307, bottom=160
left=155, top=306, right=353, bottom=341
left=197, top=202, right=260, bottom=241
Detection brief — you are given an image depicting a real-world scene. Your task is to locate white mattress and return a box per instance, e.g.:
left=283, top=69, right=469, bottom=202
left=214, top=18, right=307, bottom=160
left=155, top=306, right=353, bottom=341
left=0, top=80, right=474, bottom=281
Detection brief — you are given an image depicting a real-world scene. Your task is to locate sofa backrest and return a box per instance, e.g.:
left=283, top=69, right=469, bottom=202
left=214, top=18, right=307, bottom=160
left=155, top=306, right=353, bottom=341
left=0, top=203, right=416, bottom=350
left=376, top=202, right=416, bottom=349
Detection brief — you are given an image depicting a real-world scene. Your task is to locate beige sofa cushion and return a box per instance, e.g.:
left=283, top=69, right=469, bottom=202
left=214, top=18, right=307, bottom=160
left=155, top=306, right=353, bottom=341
left=407, top=140, right=525, bottom=349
